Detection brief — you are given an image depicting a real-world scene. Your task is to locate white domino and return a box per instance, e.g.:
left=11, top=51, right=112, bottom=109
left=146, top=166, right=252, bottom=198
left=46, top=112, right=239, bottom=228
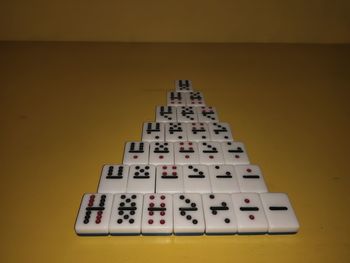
left=196, top=106, right=219, bottom=122
left=165, top=122, right=187, bottom=142
left=173, top=193, right=205, bottom=235
left=174, top=141, right=200, bottom=165
left=123, top=142, right=150, bottom=165
left=176, top=106, right=198, bottom=122
left=97, top=165, right=129, bottom=193
left=167, top=91, right=186, bottom=106
left=75, top=193, right=113, bottom=235
left=202, top=193, right=237, bottom=234
left=175, top=80, right=193, bottom=92
left=208, top=165, right=240, bottom=193
left=156, top=106, right=176, bottom=122
left=208, top=122, right=234, bottom=141
left=231, top=193, right=268, bottom=233
left=141, top=194, right=173, bottom=235
left=259, top=193, right=299, bottom=234
left=186, top=91, right=205, bottom=106
left=235, top=164, right=268, bottom=193
left=142, top=122, right=165, bottom=142
left=126, top=165, right=156, bottom=193
left=149, top=142, right=174, bottom=165
left=221, top=141, right=250, bottom=165
left=156, top=165, right=184, bottom=193
left=186, top=122, right=211, bottom=141
left=109, top=193, right=143, bottom=235
left=183, top=165, right=211, bottom=193
left=198, top=141, right=225, bottom=164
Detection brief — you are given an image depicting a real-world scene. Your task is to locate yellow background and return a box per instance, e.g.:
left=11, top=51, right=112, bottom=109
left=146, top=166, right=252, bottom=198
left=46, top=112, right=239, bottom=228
left=0, top=42, right=350, bottom=262
left=1, top=0, right=350, bottom=43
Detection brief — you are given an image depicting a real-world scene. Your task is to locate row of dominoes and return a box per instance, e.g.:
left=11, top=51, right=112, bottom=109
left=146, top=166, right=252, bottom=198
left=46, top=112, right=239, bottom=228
left=75, top=192, right=299, bottom=236
left=75, top=80, right=299, bottom=236
left=122, top=141, right=248, bottom=165
left=167, top=91, right=205, bottom=106
left=98, top=164, right=268, bottom=194
left=156, top=106, right=219, bottom=122
left=142, top=122, right=231, bottom=141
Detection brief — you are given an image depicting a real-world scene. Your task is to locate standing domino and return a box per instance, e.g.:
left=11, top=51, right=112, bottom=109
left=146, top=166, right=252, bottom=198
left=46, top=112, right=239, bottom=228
left=126, top=165, right=156, bottom=193
left=141, top=194, right=173, bottom=235
left=176, top=106, right=198, bottom=122
left=165, top=122, right=187, bottom=141
left=208, top=122, right=234, bottom=141
left=97, top=165, right=129, bottom=193
left=175, top=80, right=193, bottom=92
left=183, top=165, right=211, bottom=193
left=196, top=106, right=219, bottom=122
left=123, top=142, right=150, bottom=165
left=75, top=193, right=113, bottom=235
left=109, top=194, right=143, bottom=235
left=186, top=122, right=211, bottom=141
left=167, top=91, right=186, bottom=106
left=186, top=91, right=205, bottom=106
left=231, top=193, right=268, bottom=234
left=198, top=141, right=225, bottom=164
left=174, top=141, right=200, bottom=165
left=156, top=165, right=184, bottom=193
left=142, top=122, right=165, bottom=142
left=202, top=194, right=237, bottom=234
left=208, top=165, right=240, bottom=193
left=149, top=142, right=174, bottom=165
left=259, top=193, right=299, bottom=234
left=235, top=165, right=268, bottom=193
left=221, top=142, right=250, bottom=165
left=156, top=106, right=177, bottom=122
left=173, top=194, right=205, bottom=235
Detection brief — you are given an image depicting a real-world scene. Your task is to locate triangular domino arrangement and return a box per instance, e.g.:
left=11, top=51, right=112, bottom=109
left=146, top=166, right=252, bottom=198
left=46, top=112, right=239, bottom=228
left=75, top=80, right=300, bottom=236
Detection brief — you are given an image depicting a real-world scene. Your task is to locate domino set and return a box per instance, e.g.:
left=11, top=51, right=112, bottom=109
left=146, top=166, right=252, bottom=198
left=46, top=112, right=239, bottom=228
left=75, top=80, right=299, bottom=236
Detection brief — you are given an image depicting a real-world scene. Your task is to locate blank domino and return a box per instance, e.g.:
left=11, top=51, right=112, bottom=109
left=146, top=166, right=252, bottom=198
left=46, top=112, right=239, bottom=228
left=259, top=193, right=299, bottom=234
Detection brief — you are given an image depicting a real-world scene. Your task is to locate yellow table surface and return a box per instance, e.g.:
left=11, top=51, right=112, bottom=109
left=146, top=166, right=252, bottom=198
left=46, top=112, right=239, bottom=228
left=1, top=42, right=349, bottom=263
